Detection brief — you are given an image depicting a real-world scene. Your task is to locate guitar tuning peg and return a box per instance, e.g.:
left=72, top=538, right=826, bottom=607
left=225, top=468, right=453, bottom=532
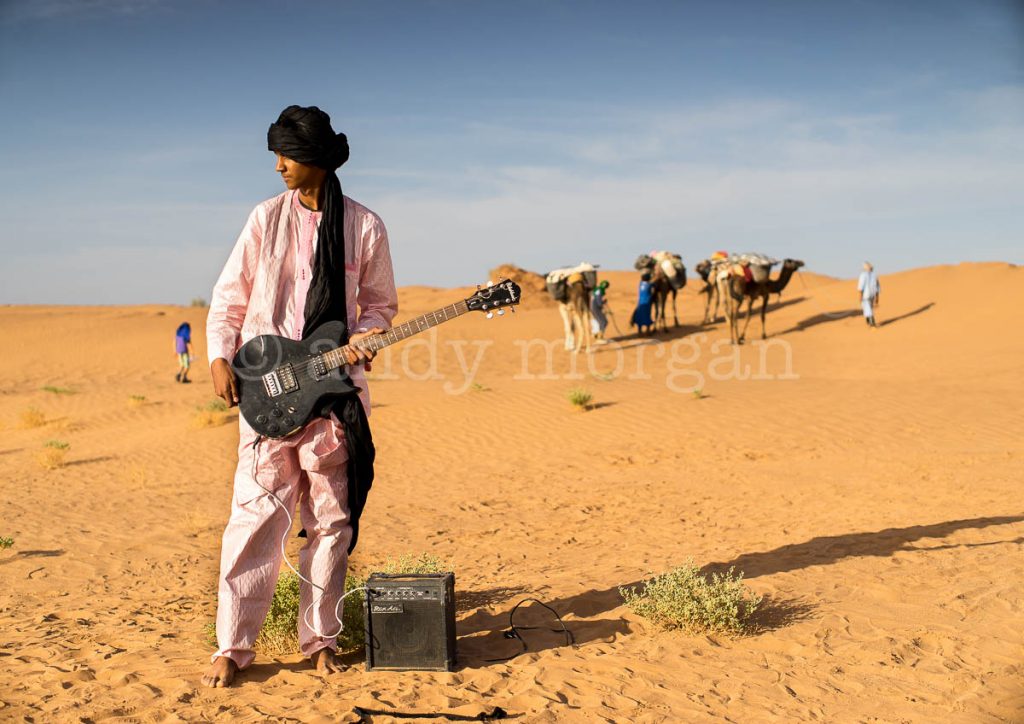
left=486, top=312, right=493, bottom=319
left=487, top=279, right=494, bottom=287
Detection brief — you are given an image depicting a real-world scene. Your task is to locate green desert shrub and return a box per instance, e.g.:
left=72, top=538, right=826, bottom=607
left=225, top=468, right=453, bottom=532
left=0, top=537, right=13, bottom=550
left=566, top=387, right=593, bottom=410
left=620, top=562, right=762, bottom=636
left=207, top=553, right=448, bottom=656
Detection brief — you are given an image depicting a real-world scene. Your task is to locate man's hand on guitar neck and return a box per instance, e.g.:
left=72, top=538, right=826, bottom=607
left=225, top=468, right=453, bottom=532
left=345, top=327, right=384, bottom=371
left=211, top=358, right=240, bottom=407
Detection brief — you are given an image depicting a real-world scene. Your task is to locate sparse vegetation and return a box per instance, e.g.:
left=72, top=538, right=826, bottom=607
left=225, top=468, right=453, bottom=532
left=127, top=394, right=147, bottom=408
left=592, top=372, right=616, bottom=382
left=0, top=537, right=13, bottom=550
left=192, top=399, right=231, bottom=428
left=41, top=385, right=75, bottom=395
left=567, top=387, right=593, bottom=410
left=190, top=297, right=207, bottom=307
left=620, top=562, right=762, bottom=637
left=692, top=388, right=705, bottom=400
left=470, top=382, right=490, bottom=392
left=37, top=440, right=69, bottom=470
left=207, top=552, right=448, bottom=656
left=19, top=407, right=47, bottom=429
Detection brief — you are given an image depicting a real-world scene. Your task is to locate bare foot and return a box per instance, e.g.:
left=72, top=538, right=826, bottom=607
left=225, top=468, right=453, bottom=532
left=311, top=648, right=346, bottom=676
left=201, top=656, right=238, bottom=688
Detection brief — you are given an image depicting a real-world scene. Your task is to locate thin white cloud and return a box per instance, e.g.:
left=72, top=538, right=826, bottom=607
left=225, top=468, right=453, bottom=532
left=2, top=0, right=161, bottom=22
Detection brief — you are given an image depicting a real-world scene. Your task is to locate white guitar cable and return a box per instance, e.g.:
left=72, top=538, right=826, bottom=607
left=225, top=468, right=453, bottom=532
left=249, top=436, right=366, bottom=640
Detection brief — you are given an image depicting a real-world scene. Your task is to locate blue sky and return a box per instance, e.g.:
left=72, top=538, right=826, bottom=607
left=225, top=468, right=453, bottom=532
left=0, top=0, right=1021, bottom=304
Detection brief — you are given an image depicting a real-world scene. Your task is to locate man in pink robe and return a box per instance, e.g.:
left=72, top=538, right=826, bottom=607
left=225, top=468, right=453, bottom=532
left=202, top=106, right=397, bottom=688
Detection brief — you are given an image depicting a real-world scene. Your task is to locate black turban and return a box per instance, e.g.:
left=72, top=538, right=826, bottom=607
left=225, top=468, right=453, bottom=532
left=268, top=105, right=374, bottom=553
left=268, top=105, right=349, bottom=339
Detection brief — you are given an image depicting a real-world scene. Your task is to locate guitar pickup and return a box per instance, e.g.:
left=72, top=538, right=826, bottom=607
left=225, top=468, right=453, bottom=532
left=262, top=364, right=298, bottom=397
left=263, top=371, right=283, bottom=397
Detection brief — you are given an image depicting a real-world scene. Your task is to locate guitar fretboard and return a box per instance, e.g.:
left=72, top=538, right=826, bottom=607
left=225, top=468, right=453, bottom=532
left=321, top=300, right=470, bottom=371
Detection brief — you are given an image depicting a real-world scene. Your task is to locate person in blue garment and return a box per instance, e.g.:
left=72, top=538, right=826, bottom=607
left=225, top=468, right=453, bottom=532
left=590, top=280, right=610, bottom=342
left=175, top=322, right=193, bottom=383
left=630, top=273, right=654, bottom=336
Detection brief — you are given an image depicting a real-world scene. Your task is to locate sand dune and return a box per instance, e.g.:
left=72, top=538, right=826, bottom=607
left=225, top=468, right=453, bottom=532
left=1, top=262, right=1022, bottom=722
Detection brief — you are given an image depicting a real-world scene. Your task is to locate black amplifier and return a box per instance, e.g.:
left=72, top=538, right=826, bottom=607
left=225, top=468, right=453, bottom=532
left=364, top=572, right=456, bottom=671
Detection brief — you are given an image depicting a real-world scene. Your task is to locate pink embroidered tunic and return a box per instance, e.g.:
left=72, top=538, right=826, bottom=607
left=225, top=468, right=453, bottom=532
left=207, top=189, right=398, bottom=415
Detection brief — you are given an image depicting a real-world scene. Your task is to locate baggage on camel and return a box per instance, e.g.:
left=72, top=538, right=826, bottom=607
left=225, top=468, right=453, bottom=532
left=546, top=263, right=598, bottom=302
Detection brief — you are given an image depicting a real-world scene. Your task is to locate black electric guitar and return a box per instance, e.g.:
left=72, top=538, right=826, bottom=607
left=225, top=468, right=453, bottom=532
left=233, top=279, right=521, bottom=438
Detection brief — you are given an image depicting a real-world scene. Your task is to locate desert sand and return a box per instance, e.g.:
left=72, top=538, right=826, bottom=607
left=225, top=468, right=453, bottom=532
left=1, top=261, right=1022, bottom=722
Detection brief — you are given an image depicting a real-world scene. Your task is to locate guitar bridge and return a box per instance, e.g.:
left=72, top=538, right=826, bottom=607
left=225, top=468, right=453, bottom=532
left=263, top=364, right=298, bottom=397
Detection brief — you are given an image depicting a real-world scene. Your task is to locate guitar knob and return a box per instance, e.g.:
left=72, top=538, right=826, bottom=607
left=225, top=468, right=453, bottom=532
left=256, top=414, right=268, bottom=424
left=282, top=417, right=294, bottom=427
left=271, top=409, right=283, bottom=418
left=268, top=423, right=280, bottom=434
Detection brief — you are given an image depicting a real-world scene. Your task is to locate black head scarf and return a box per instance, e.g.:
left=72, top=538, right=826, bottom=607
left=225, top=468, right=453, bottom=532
left=268, top=106, right=374, bottom=554
left=267, top=105, right=350, bottom=342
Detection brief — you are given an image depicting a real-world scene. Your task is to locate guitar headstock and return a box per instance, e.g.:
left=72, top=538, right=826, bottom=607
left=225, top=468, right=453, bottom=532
left=466, top=279, right=522, bottom=318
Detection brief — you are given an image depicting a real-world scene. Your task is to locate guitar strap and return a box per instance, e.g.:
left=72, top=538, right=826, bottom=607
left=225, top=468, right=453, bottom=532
left=301, top=187, right=375, bottom=554
left=268, top=105, right=375, bottom=553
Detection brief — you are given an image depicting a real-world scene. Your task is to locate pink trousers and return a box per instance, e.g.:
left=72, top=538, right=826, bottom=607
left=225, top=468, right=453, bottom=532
left=212, top=417, right=352, bottom=669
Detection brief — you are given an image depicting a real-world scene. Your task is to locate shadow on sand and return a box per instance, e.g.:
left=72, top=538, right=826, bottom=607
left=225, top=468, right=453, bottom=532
left=778, top=309, right=862, bottom=335
left=878, top=302, right=935, bottom=327
left=454, top=514, right=1024, bottom=665
left=703, top=514, right=1024, bottom=579
left=0, top=549, right=65, bottom=567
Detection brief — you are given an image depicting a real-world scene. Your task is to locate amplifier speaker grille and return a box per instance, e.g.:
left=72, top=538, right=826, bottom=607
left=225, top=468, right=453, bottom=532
left=364, top=572, right=456, bottom=671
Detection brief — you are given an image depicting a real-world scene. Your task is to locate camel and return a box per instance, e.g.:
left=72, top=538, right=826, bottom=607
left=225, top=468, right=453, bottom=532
left=695, top=259, right=722, bottom=324
left=717, top=258, right=805, bottom=344
left=636, top=253, right=686, bottom=332
left=546, top=264, right=597, bottom=353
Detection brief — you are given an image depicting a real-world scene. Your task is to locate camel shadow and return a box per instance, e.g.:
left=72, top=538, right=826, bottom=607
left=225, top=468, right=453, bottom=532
left=878, top=303, right=935, bottom=327
left=602, top=321, right=705, bottom=348
left=777, top=309, right=862, bottom=335
left=452, top=514, right=1024, bottom=665
left=703, top=514, right=1024, bottom=579
left=701, top=294, right=808, bottom=327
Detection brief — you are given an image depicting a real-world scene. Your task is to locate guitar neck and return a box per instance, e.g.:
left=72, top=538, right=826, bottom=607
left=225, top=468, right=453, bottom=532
left=321, top=300, right=471, bottom=371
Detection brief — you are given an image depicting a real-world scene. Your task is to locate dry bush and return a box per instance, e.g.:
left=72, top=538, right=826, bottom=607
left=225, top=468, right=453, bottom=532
left=192, top=400, right=230, bottom=428
left=20, top=407, right=47, bottom=429
left=620, top=562, right=762, bottom=637
left=127, top=395, right=147, bottom=409
left=0, top=537, right=13, bottom=550
left=37, top=446, right=68, bottom=470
